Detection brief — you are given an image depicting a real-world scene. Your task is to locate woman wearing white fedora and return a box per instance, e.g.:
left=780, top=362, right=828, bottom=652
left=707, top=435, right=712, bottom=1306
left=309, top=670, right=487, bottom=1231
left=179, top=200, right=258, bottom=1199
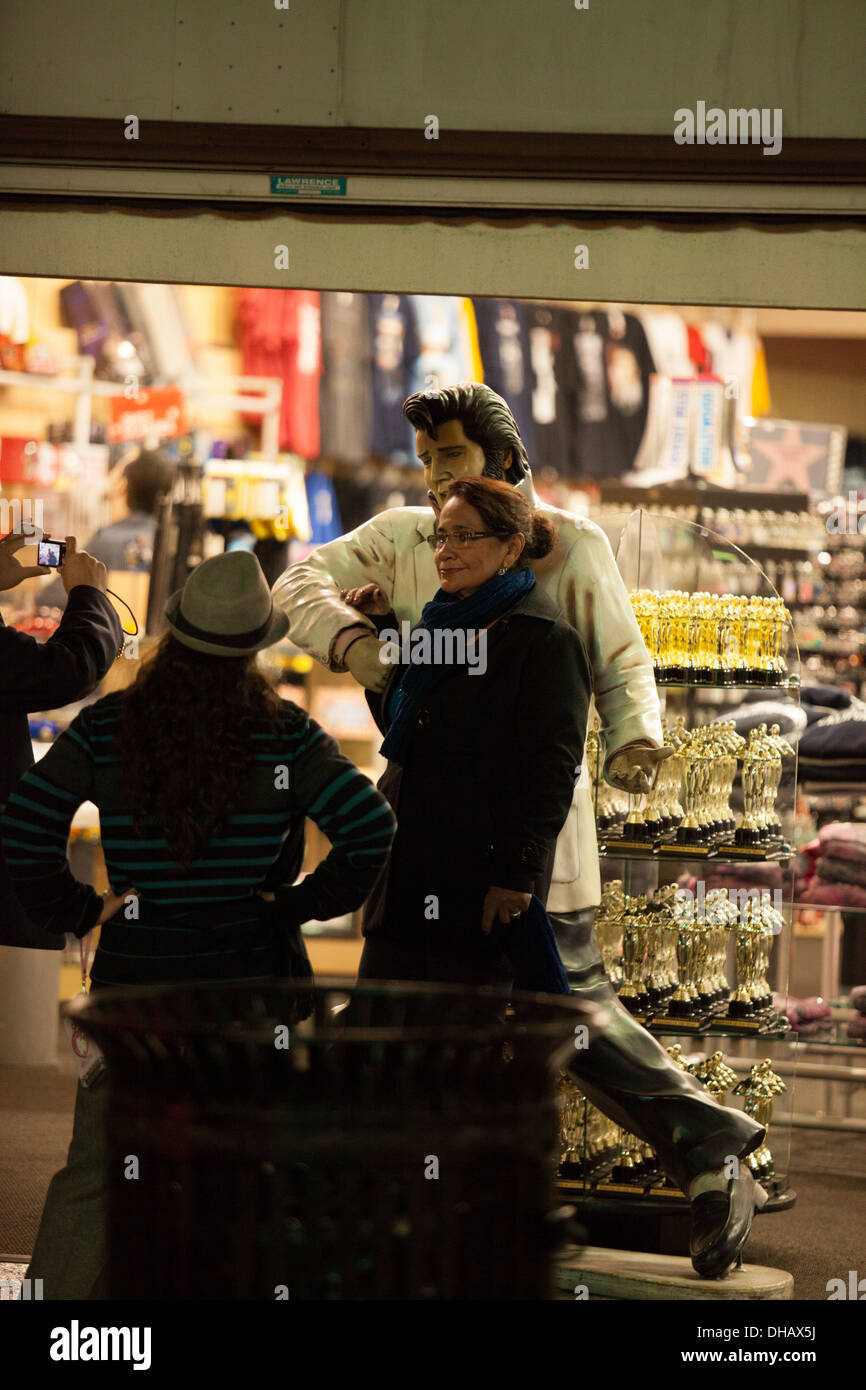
left=1, top=549, right=396, bottom=1299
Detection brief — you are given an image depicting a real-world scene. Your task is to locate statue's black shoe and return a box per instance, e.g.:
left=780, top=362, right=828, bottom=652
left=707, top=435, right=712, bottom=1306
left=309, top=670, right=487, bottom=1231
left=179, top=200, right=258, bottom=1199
left=690, top=1169, right=769, bottom=1279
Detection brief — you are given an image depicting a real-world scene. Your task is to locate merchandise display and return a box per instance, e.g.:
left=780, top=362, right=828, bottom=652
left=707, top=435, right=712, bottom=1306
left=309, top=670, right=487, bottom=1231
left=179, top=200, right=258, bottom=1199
left=558, top=508, right=803, bottom=1212
left=558, top=1048, right=789, bottom=1198
left=630, top=590, right=793, bottom=686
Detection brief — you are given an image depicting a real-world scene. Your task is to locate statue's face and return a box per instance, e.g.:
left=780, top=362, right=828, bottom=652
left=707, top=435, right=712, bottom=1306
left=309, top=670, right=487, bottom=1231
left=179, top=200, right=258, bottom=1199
left=416, top=418, right=510, bottom=510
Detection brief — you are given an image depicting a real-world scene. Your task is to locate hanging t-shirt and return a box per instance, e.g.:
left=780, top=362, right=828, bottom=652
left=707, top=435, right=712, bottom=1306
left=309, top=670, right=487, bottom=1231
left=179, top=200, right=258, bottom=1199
left=237, top=289, right=321, bottom=458
left=408, top=295, right=473, bottom=396
left=319, top=291, right=372, bottom=462
left=281, top=290, right=321, bottom=459
left=701, top=323, right=768, bottom=426
left=460, top=298, right=484, bottom=382
left=369, top=293, right=420, bottom=462
left=472, top=298, right=536, bottom=460
left=524, top=302, right=573, bottom=475
left=640, top=310, right=694, bottom=379
left=304, top=470, right=343, bottom=545
left=686, top=323, right=712, bottom=374
left=566, top=308, right=656, bottom=480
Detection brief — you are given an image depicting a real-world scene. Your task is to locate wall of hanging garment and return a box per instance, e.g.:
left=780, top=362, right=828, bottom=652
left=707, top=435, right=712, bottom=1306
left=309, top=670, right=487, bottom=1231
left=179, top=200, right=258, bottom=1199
left=237, top=287, right=321, bottom=459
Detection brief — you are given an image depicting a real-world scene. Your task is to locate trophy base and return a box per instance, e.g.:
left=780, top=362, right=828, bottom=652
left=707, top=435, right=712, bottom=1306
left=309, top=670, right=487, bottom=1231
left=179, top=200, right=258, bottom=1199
left=716, top=841, right=791, bottom=861
left=648, top=1013, right=713, bottom=1034
left=599, top=837, right=663, bottom=857
left=714, top=1009, right=789, bottom=1035
left=656, top=842, right=714, bottom=859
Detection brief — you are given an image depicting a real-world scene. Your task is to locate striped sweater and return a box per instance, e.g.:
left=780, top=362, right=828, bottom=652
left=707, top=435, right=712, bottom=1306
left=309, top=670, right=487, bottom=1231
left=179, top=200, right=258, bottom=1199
left=0, top=691, right=395, bottom=987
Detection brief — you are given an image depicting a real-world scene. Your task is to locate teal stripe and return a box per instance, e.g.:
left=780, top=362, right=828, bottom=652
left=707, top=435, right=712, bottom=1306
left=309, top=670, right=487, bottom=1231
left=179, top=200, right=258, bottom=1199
left=339, top=784, right=381, bottom=815
left=2, top=813, right=71, bottom=834
left=104, top=877, right=268, bottom=887
left=307, top=768, right=361, bottom=816
left=5, top=794, right=72, bottom=823
left=333, top=803, right=393, bottom=834
left=98, top=811, right=292, bottom=826
left=19, top=773, right=78, bottom=802
left=64, top=725, right=91, bottom=754
left=301, top=726, right=327, bottom=753
left=2, top=837, right=66, bottom=851
left=99, top=836, right=288, bottom=849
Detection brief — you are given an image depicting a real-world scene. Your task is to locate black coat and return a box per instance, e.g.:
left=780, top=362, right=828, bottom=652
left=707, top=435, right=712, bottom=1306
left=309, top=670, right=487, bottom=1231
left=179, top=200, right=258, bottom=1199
left=0, top=584, right=122, bottom=949
left=362, top=581, right=592, bottom=949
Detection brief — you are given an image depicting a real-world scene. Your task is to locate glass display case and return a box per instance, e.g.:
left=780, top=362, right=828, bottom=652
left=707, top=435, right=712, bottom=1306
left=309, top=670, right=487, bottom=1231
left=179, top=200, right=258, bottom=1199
left=557, top=510, right=800, bottom=1216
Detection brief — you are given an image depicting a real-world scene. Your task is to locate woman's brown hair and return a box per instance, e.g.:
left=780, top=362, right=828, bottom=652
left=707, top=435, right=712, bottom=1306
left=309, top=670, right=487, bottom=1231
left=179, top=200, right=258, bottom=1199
left=442, top=475, right=556, bottom=567
left=117, top=632, right=284, bottom=868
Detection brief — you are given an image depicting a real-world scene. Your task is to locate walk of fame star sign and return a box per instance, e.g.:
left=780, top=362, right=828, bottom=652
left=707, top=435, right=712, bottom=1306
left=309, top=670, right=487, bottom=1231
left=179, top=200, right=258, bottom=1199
left=748, top=419, right=846, bottom=495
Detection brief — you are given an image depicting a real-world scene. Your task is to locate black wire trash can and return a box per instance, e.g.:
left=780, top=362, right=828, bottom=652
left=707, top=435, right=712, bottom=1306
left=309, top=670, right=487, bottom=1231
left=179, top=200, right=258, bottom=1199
left=65, top=980, right=607, bottom=1301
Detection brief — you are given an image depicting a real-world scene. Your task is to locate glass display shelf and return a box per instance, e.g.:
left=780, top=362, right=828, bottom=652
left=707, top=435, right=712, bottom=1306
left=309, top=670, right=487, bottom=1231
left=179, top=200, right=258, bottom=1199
left=598, top=844, right=792, bottom=864
left=656, top=677, right=800, bottom=690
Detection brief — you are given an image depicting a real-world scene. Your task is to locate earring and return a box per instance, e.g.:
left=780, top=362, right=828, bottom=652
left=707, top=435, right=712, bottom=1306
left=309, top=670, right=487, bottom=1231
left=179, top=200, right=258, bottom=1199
left=498, top=567, right=508, bottom=575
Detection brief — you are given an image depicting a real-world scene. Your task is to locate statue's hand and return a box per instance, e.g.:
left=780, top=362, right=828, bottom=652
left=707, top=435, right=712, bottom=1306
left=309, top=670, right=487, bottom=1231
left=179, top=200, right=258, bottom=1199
left=607, top=745, right=674, bottom=795
left=344, top=635, right=390, bottom=692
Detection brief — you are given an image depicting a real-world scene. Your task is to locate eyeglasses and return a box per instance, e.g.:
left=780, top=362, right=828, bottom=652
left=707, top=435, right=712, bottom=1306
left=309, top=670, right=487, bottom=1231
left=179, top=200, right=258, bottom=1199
left=426, top=529, right=511, bottom=551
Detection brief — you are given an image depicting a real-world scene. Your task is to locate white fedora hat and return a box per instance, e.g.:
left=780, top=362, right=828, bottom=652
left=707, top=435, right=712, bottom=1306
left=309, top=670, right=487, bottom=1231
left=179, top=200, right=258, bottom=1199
left=164, top=551, right=289, bottom=657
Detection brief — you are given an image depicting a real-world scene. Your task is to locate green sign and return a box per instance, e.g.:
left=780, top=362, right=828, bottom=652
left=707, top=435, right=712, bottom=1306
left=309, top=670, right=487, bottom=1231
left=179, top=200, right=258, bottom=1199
left=270, top=175, right=347, bottom=197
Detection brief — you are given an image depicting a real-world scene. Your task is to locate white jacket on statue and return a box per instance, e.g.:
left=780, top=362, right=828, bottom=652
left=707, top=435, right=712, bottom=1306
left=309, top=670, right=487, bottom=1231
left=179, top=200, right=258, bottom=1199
left=271, top=476, right=664, bottom=912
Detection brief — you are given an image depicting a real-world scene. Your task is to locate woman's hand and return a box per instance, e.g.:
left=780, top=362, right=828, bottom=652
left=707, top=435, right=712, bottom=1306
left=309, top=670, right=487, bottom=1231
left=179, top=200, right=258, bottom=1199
left=256, top=890, right=276, bottom=902
left=97, top=886, right=137, bottom=924
left=339, top=583, right=391, bottom=616
left=481, top=886, right=532, bottom=934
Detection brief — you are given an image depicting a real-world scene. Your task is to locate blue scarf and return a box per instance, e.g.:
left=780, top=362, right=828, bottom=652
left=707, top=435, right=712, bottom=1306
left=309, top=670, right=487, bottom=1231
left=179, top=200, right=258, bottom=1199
left=491, top=895, right=571, bottom=995
left=380, top=567, right=535, bottom=766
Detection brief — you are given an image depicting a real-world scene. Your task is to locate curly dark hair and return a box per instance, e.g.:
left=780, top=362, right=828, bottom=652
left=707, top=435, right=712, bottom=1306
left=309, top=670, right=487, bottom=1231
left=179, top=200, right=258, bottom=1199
left=402, top=382, right=530, bottom=481
left=443, top=476, right=556, bottom=569
left=117, top=632, right=284, bottom=867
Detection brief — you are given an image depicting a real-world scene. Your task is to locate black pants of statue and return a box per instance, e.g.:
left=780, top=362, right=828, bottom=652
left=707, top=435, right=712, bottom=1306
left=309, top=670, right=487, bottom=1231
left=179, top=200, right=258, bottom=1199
left=358, top=910, right=765, bottom=1196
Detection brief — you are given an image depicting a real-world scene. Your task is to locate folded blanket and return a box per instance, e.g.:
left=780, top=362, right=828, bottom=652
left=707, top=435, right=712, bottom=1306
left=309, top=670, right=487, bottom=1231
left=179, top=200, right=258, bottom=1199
left=774, top=992, right=832, bottom=1030
left=849, top=985, right=866, bottom=1014
left=815, top=854, right=866, bottom=888
left=817, top=822, right=866, bottom=848
left=799, top=703, right=866, bottom=762
left=847, top=1013, right=866, bottom=1040
left=799, top=879, right=866, bottom=909
left=801, top=684, right=853, bottom=711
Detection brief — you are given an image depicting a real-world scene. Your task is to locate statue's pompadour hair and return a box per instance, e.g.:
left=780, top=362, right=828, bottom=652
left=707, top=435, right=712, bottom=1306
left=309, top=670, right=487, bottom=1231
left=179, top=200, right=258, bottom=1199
left=402, top=382, right=530, bottom=483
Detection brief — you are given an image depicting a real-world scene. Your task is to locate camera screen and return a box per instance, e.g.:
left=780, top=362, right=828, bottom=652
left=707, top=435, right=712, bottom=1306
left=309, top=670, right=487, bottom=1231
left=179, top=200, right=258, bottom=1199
left=39, top=542, right=62, bottom=567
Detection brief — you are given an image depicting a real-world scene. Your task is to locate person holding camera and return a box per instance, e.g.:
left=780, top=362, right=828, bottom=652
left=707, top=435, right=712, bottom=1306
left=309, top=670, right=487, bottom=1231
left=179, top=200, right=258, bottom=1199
left=0, top=530, right=122, bottom=950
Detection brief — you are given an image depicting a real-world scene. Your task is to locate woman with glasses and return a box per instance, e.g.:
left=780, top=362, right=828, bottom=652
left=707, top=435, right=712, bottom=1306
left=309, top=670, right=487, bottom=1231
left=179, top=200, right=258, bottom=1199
left=340, top=475, right=592, bottom=990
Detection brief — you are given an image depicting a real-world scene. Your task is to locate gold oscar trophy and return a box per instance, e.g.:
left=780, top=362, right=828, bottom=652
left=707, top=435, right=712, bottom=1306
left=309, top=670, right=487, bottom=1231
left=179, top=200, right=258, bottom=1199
left=734, top=1059, right=786, bottom=1183
left=595, top=880, right=625, bottom=987
left=557, top=1072, right=587, bottom=1172
left=690, top=1050, right=739, bottom=1104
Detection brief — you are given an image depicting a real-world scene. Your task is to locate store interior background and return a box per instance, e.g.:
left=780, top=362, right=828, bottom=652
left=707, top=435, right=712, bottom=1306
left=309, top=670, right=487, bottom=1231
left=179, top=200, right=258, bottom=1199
left=3, top=276, right=866, bottom=1293
left=1, top=275, right=865, bottom=998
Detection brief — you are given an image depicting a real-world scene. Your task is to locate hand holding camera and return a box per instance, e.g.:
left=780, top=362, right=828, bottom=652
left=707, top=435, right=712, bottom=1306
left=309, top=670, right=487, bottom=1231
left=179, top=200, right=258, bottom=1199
left=0, top=528, right=52, bottom=592
left=58, top=537, right=108, bottom=595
